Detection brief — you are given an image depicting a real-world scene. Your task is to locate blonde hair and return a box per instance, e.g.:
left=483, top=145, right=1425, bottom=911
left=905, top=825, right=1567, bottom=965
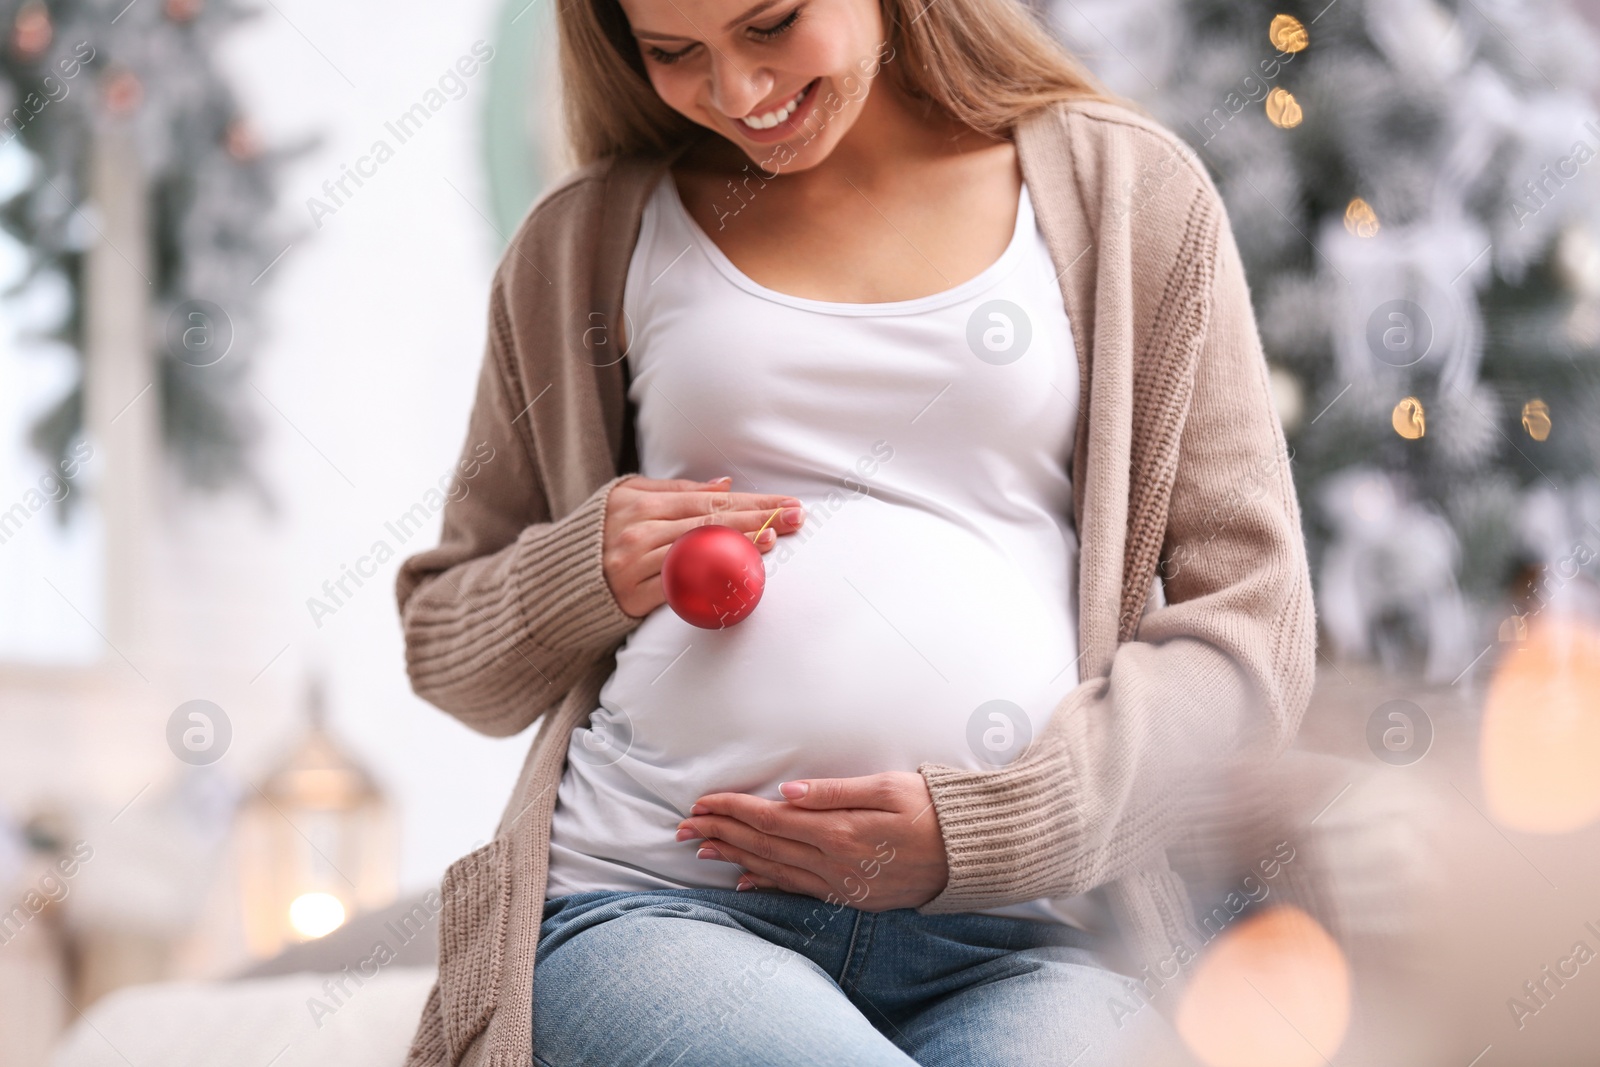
left=557, top=0, right=1123, bottom=166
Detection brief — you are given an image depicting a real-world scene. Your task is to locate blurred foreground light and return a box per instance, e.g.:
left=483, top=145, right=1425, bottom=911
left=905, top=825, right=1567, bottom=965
left=1268, top=364, right=1305, bottom=433
left=288, top=892, right=347, bottom=940
left=1265, top=87, right=1303, bottom=129
left=1176, top=905, right=1351, bottom=1067
left=1269, top=14, right=1309, bottom=53
left=1481, top=615, right=1600, bottom=833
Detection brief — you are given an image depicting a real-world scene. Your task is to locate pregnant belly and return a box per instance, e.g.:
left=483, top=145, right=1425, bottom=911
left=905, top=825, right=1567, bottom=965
left=576, top=491, right=1079, bottom=818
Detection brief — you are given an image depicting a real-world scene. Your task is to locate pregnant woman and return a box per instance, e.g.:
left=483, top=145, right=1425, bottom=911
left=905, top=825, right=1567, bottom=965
left=394, top=0, right=1317, bottom=1061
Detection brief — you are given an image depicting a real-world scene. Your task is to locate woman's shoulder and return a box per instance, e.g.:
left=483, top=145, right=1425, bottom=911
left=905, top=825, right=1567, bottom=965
left=1023, top=95, right=1219, bottom=206
left=491, top=152, right=673, bottom=296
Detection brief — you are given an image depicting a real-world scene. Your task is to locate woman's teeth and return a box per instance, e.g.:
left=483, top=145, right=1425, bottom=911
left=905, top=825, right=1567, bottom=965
left=739, top=82, right=812, bottom=130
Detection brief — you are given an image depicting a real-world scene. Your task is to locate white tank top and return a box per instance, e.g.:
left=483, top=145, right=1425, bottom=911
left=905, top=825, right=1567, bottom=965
left=546, top=170, right=1101, bottom=929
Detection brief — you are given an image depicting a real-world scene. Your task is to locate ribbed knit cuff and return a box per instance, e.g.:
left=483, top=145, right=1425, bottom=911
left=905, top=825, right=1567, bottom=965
left=515, top=473, right=643, bottom=657
left=915, top=730, right=1098, bottom=914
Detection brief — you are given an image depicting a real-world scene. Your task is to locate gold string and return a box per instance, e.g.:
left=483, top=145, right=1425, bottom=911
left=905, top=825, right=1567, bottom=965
left=754, top=507, right=783, bottom=537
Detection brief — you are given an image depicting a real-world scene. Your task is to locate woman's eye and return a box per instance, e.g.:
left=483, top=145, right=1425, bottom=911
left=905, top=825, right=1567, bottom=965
left=749, top=8, right=801, bottom=39
left=647, top=44, right=696, bottom=65
left=643, top=7, right=799, bottom=64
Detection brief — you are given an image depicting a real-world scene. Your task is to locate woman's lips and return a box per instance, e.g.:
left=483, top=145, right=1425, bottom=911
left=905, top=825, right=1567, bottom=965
left=732, top=77, right=822, bottom=144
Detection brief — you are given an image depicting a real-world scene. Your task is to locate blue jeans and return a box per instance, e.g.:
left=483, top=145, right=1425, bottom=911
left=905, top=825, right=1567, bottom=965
left=533, top=888, right=1192, bottom=1066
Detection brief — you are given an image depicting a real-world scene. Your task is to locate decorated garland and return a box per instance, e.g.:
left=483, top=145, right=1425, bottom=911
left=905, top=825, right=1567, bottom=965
left=0, top=0, right=298, bottom=509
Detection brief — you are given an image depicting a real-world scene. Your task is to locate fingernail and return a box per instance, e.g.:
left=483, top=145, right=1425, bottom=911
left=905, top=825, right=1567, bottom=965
left=690, top=802, right=711, bottom=815
left=781, top=498, right=802, bottom=507
left=675, top=827, right=697, bottom=841
left=779, top=781, right=808, bottom=799
left=782, top=508, right=803, bottom=525
left=713, top=475, right=733, bottom=483
left=736, top=879, right=754, bottom=891
left=697, top=846, right=723, bottom=860
left=758, top=529, right=776, bottom=544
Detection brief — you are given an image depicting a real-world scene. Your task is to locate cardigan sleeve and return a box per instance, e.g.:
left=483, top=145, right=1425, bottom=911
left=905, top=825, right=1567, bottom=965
left=914, top=213, right=1318, bottom=913
left=394, top=265, right=644, bottom=738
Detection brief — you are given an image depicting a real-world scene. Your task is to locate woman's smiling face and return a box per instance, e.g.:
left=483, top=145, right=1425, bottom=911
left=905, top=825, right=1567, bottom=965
left=616, top=0, right=887, bottom=170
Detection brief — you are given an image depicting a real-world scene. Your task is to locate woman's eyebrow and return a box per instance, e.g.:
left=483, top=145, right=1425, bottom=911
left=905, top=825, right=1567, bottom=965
left=633, top=0, right=787, bottom=40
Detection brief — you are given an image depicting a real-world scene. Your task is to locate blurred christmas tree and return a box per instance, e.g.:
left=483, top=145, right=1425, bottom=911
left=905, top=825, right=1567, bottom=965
left=1054, top=0, right=1600, bottom=680
left=0, top=0, right=305, bottom=512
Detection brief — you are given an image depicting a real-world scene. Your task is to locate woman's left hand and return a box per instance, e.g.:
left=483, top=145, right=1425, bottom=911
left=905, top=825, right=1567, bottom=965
left=675, top=771, right=950, bottom=911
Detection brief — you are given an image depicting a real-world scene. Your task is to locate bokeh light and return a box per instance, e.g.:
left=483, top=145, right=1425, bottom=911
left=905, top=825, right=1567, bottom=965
left=1269, top=13, right=1309, bottom=53
left=1265, top=87, right=1303, bottom=128
left=1176, top=905, right=1351, bottom=1067
left=1481, top=615, right=1600, bottom=834
left=287, top=891, right=347, bottom=940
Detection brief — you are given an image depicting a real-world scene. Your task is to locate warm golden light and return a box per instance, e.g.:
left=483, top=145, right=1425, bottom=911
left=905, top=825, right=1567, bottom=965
left=1177, top=906, right=1351, bottom=1067
left=1266, top=87, right=1303, bottom=128
left=1522, top=398, right=1552, bottom=441
left=288, top=892, right=347, bottom=939
left=1392, top=396, right=1426, bottom=438
left=1481, top=616, right=1600, bottom=833
left=1344, top=197, right=1380, bottom=238
left=1269, top=13, right=1310, bottom=53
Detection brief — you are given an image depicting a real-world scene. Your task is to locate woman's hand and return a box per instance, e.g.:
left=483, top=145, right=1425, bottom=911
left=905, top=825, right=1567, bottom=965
left=602, top=475, right=806, bottom=619
left=675, top=772, right=951, bottom=911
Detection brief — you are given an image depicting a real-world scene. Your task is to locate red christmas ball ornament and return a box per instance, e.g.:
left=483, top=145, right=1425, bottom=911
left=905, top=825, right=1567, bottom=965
left=661, top=522, right=768, bottom=629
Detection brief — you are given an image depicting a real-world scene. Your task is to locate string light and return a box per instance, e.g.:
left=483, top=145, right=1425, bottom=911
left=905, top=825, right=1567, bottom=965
left=1266, top=87, right=1303, bottom=129
left=1521, top=399, right=1551, bottom=441
left=1344, top=198, right=1380, bottom=238
left=1392, top=396, right=1425, bottom=439
left=1269, top=13, right=1310, bottom=53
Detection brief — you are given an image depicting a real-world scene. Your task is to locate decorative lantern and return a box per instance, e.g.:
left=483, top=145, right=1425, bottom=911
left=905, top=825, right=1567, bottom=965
left=236, top=677, right=396, bottom=958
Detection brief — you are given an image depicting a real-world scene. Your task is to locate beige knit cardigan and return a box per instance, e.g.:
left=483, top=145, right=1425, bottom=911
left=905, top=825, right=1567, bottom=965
left=394, top=97, right=1318, bottom=1067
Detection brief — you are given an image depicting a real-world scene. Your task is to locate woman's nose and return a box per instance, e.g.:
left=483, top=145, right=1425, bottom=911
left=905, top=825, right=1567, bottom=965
left=708, top=56, right=771, bottom=119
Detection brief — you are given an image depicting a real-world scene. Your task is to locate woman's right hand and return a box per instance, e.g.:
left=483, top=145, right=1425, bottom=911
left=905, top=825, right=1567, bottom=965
left=602, top=475, right=806, bottom=619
